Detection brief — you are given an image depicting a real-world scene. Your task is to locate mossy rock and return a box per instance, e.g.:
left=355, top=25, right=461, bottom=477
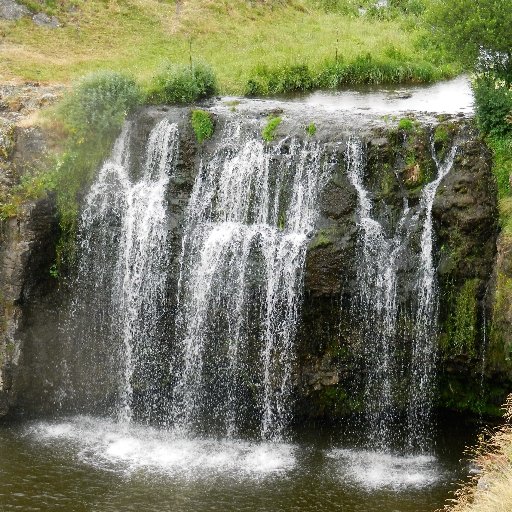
left=0, top=123, right=15, bottom=161
left=309, top=229, right=334, bottom=250
left=440, top=279, right=480, bottom=359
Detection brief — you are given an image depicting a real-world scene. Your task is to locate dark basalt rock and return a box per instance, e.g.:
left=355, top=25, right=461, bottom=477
left=0, top=105, right=507, bottom=421
left=0, top=196, right=59, bottom=416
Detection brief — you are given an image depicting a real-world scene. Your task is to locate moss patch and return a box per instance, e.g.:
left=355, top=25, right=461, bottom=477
left=191, top=110, right=214, bottom=144
left=309, top=229, right=333, bottom=250
left=441, top=279, right=480, bottom=358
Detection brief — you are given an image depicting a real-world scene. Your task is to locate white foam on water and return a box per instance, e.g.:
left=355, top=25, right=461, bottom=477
left=327, top=448, right=443, bottom=491
left=27, top=417, right=296, bottom=480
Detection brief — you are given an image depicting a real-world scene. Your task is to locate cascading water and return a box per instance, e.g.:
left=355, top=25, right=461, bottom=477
left=346, top=136, right=412, bottom=450
left=346, top=135, right=457, bottom=453
left=64, top=104, right=460, bottom=461
left=407, top=144, right=457, bottom=451
left=171, top=122, right=330, bottom=439
left=72, top=118, right=179, bottom=422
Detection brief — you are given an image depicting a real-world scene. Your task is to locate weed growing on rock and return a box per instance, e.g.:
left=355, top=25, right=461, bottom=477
left=262, top=116, right=282, bottom=142
left=191, top=110, right=214, bottom=144
left=398, top=117, right=415, bottom=131
left=306, top=122, right=317, bottom=136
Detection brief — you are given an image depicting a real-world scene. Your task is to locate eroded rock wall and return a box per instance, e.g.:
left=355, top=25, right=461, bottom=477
left=0, top=105, right=507, bottom=421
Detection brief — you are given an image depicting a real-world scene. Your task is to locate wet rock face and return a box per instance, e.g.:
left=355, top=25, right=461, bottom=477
left=297, top=121, right=502, bottom=419
left=0, top=106, right=503, bottom=420
left=0, top=94, right=60, bottom=417
left=434, top=133, right=497, bottom=288
left=0, top=197, right=59, bottom=416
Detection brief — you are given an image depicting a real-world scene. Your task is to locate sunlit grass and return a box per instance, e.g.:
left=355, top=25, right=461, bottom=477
left=0, top=0, right=457, bottom=93
left=442, top=395, right=512, bottom=512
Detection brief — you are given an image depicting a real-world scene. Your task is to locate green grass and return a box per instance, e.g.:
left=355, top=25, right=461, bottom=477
left=487, top=135, right=512, bottom=236
left=0, top=0, right=458, bottom=94
left=262, top=116, right=282, bottom=142
left=191, top=109, right=214, bottom=144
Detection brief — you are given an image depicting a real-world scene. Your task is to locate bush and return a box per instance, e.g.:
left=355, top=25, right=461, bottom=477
left=306, top=122, right=317, bottom=136
left=262, top=116, right=282, bottom=142
left=488, top=136, right=512, bottom=198
left=51, top=70, right=143, bottom=269
left=473, top=76, right=512, bottom=136
left=59, top=71, right=143, bottom=139
left=191, top=110, right=214, bottom=144
left=245, top=63, right=314, bottom=96
left=398, top=118, right=414, bottom=131
left=148, top=62, right=217, bottom=104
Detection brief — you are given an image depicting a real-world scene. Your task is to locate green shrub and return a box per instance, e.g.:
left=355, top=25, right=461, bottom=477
left=398, top=118, right=414, bottom=131
left=191, top=110, right=214, bottom=144
left=488, top=135, right=512, bottom=199
left=306, top=122, right=317, bottom=136
left=262, top=116, right=282, bottom=142
left=473, top=76, right=512, bottom=136
left=245, top=63, right=314, bottom=96
left=148, top=62, right=217, bottom=104
left=51, top=70, right=143, bottom=269
left=59, top=71, right=143, bottom=139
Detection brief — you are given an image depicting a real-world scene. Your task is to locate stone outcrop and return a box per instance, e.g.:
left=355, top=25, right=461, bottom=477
left=0, top=103, right=507, bottom=421
left=0, top=84, right=61, bottom=417
left=0, top=197, right=59, bottom=416
left=0, top=0, right=61, bottom=27
left=0, top=0, right=28, bottom=20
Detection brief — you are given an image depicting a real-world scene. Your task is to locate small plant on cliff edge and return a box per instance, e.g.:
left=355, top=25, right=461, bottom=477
left=262, top=116, right=282, bottom=142
left=398, top=117, right=415, bottom=131
left=306, top=122, right=317, bottom=136
left=191, top=110, right=214, bottom=144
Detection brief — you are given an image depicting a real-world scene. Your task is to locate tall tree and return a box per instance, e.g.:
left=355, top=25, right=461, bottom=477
left=427, top=0, right=512, bottom=80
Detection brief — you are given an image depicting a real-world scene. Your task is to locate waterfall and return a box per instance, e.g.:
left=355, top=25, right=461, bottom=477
left=72, top=118, right=179, bottom=422
left=407, top=145, right=457, bottom=451
left=68, top=110, right=455, bottom=452
left=170, top=123, right=330, bottom=439
left=347, top=135, right=457, bottom=452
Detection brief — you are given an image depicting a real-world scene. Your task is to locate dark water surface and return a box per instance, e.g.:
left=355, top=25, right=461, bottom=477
left=0, top=415, right=477, bottom=512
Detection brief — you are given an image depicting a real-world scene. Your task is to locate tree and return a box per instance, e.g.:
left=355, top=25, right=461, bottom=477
left=427, top=0, right=512, bottom=81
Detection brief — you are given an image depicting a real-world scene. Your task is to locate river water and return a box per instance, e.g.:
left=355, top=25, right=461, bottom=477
left=0, top=414, right=477, bottom=512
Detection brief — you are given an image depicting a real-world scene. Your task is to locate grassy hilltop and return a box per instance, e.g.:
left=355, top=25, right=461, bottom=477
left=0, top=0, right=456, bottom=93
